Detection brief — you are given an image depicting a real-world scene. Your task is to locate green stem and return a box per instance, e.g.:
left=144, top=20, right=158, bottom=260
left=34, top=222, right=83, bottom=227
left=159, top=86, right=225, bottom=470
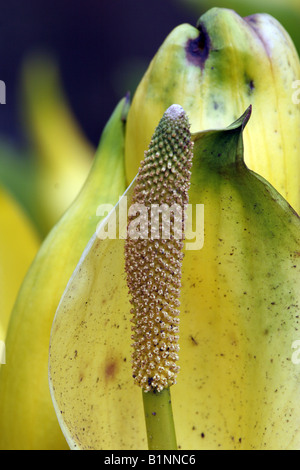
left=142, top=387, right=177, bottom=450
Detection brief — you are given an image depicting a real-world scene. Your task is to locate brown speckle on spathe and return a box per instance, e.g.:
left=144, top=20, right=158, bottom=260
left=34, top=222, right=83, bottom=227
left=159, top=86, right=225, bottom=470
left=105, top=360, right=118, bottom=381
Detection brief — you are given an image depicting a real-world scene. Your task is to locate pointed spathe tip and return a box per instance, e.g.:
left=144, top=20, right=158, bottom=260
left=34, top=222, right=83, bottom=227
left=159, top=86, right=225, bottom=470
left=242, top=105, right=252, bottom=130
left=226, top=105, right=252, bottom=132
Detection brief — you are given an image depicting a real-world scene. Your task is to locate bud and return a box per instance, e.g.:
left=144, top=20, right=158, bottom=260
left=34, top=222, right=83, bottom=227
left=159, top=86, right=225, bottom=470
left=125, top=7, right=300, bottom=213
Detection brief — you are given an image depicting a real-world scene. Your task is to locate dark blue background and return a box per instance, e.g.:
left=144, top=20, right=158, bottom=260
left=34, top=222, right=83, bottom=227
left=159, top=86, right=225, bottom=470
left=0, top=0, right=199, bottom=148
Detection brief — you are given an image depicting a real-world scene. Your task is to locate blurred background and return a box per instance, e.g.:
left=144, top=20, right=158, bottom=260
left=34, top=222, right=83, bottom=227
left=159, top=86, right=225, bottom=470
left=0, top=0, right=299, bottom=237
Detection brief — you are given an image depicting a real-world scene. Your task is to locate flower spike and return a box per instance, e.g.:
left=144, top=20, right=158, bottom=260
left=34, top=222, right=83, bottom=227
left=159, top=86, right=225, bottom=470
left=125, top=104, right=193, bottom=392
